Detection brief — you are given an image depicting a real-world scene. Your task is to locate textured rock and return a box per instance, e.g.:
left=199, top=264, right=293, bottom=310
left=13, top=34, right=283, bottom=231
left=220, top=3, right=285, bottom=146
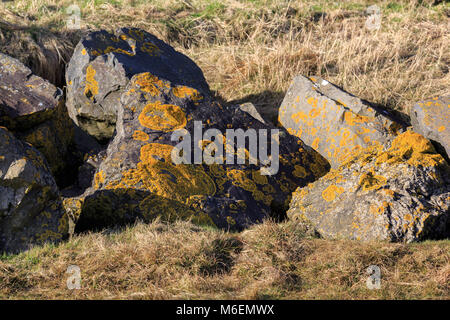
left=288, top=131, right=450, bottom=242
left=0, top=53, right=76, bottom=187
left=0, top=127, right=69, bottom=253
left=65, top=69, right=330, bottom=232
left=279, top=75, right=406, bottom=168
left=410, top=95, right=449, bottom=161
left=66, top=28, right=211, bottom=142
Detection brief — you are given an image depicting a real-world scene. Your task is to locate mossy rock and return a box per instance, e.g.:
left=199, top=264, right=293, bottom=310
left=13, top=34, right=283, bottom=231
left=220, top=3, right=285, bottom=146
left=288, top=131, right=450, bottom=242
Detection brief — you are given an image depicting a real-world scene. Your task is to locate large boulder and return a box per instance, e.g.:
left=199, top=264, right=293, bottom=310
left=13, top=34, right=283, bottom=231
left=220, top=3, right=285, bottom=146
left=410, top=95, right=449, bottom=161
left=64, top=42, right=330, bottom=231
left=278, top=75, right=407, bottom=168
left=0, top=127, right=69, bottom=253
left=66, top=28, right=211, bottom=142
left=288, top=131, right=450, bottom=242
left=0, top=53, right=76, bottom=187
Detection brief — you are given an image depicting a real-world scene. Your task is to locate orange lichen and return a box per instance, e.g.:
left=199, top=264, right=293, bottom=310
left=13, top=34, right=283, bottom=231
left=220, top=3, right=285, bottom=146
left=140, top=42, right=161, bottom=56
left=84, top=65, right=99, bottom=99
left=138, top=101, right=187, bottom=132
left=172, top=86, right=203, bottom=102
left=358, top=169, right=387, bottom=191
left=106, top=143, right=216, bottom=203
left=134, top=73, right=170, bottom=96
left=322, top=184, right=344, bottom=202
left=132, top=130, right=149, bottom=141
left=375, top=131, right=444, bottom=167
left=94, top=171, right=105, bottom=189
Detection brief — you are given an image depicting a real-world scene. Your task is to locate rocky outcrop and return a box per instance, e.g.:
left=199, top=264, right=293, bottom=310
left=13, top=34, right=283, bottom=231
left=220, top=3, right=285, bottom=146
left=63, top=33, right=331, bottom=231
left=0, top=127, right=69, bottom=253
left=410, top=95, right=449, bottom=161
left=278, top=75, right=406, bottom=168
left=66, top=71, right=329, bottom=231
left=0, top=53, right=76, bottom=187
left=288, top=131, right=450, bottom=242
left=65, top=28, right=211, bottom=142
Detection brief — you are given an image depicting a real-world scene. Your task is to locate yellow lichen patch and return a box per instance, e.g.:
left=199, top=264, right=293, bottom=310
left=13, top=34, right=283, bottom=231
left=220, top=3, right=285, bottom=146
left=291, top=111, right=308, bottom=123
left=376, top=131, right=444, bottom=167
left=84, top=65, right=99, bottom=99
left=172, top=86, right=203, bottom=102
left=437, top=126, right=445, bottom=132
left=132, top=130, right=149, bottom=141
left=106, top=143, right=216, bottom=203
left=134, top=73, right=170, bottom=96
left=358, top=169, right=387, bottom=191
left=103, top=46, right=135, bottom=56
left=141, top=42, right=161, bottom=56
left=344, top=111, right=369, bottom=126
left=138, top=101, right=187, bottom=132
left=81, top=48, right=87, bottom=55
left=293, top=165, right=308, bottom=178
left=94, top=171, right=105, bottom=189
left=322, top=184, right=344, bottom=202
left=311, top=137, right=320, bottom=150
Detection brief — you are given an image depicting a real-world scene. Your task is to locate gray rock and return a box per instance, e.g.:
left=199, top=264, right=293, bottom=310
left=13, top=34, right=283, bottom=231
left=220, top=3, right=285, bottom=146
left=65, top=28, right=211, bottom=142
left=0, top=53, right=76, bottom=187
left=288, top=130, right=450, bottom=242
left=0, top=127, right=69, bottom=253
left=410, top=95, right=449, bottom=161
left=279, top=75, right=406, bottom=168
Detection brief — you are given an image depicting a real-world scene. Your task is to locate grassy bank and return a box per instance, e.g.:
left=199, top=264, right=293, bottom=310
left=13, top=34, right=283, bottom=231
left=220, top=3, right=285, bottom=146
left=1, top=220, right=449, bottom=299
left=1, top=0, right=449, bottom=119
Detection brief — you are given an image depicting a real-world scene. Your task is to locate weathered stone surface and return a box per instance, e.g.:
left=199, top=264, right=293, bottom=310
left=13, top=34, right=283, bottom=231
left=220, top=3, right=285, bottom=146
left=66, top=28, right=211, bottom=142
left=279, top=75, right=407, bottom=168
left=288, top=131, right=450, bottom=242
left=410, top=95, right=449, bottom=161
left=0, top=53, right=63, bottom=128
left=65, top=68, right=330, bottom=232
left=0, top=127, right=69, bottom=253
left=0, top=53, right=76, bottom=187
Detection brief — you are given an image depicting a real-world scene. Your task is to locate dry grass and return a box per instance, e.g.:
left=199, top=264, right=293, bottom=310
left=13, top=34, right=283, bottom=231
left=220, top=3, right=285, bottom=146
left=1, top=220, right=448, bottom=299
left=1, top=0, right=449, bottom=118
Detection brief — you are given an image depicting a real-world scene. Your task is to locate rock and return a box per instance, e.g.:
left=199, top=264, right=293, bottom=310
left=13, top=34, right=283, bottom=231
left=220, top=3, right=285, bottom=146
left=65, top=68, right=330, bottom=232
left=0, top=53, right=76, bottom=187
left=66, top=28, right=211, bottom=142
left=0, top=127, right=69, bottom=253
left=279, top=75, right=407, bottom=168
left=288, top=131, right=450, bottom=242
left=410, top=95, right=449, bottom=161
left=239, top=102, right=266, bottom=124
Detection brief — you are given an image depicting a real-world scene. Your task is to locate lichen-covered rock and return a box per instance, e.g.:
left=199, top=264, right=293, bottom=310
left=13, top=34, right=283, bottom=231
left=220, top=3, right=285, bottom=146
left=0, top=53, right=76, bottom=187
left=65, top=69, right=330, bottom=232
left=288, top=131, right=450, bottom=242
left=66, top=28, right=211, bottom=142
left=279, top=75, right=406, bottom=168
left=0, top=127, right=69, bottom=253
left=410, top=95, right=449, bottom=161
